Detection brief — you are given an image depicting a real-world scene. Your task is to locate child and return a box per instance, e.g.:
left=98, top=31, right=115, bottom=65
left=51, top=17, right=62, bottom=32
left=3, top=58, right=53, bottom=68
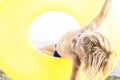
left=40, top=0, right=112, bottom=80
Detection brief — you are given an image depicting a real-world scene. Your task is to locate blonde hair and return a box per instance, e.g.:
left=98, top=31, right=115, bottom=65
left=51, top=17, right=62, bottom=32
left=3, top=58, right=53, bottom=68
left=71, top=31, right=114, bottom=80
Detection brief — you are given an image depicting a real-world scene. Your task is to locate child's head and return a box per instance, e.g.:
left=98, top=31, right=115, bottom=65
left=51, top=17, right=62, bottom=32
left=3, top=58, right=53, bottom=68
left=71, top=31, right=113, bottom=79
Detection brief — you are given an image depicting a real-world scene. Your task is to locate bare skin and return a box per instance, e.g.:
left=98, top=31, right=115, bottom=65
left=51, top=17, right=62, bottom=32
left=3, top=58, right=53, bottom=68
left=40, top=0, right=111, bottom=80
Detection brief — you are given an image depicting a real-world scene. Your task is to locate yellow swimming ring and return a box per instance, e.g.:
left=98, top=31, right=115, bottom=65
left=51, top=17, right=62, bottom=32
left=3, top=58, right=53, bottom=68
left=0, top=0, right=120, bottom=80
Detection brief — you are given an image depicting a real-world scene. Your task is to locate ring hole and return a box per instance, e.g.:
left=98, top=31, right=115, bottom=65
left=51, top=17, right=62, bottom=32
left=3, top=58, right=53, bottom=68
left=28, top=11, right=80, bottom=53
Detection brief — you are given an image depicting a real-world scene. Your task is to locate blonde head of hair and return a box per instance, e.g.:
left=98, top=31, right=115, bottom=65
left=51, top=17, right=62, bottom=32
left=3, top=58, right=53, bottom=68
left=71, top=31, right=114, bottom=80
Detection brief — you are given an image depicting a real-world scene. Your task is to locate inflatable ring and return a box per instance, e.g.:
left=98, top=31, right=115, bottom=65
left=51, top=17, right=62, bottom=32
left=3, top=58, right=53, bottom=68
left=0, top=0, right=120, bottom=80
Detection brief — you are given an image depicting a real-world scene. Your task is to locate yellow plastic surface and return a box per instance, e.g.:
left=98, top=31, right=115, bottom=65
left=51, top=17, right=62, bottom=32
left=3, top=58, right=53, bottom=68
left=0, top=0, right=120, bottom=80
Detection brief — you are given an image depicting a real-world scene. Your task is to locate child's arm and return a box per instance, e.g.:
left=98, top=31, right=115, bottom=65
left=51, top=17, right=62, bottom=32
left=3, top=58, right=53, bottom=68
left=81, top=0, right=111, bottom=32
